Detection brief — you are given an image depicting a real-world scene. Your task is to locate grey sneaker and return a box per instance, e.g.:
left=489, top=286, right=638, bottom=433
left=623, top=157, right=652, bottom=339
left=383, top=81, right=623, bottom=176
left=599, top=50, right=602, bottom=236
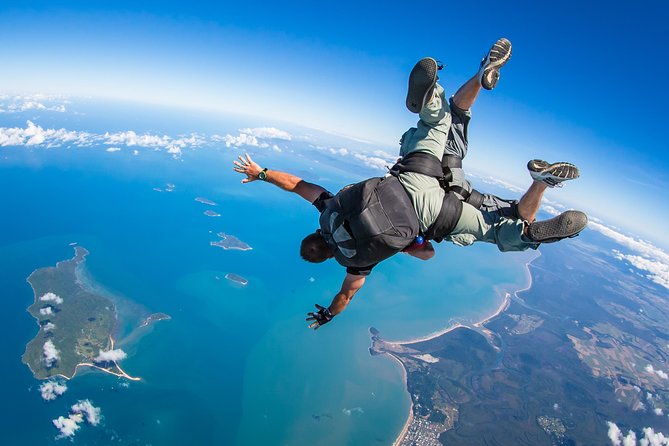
left=406, top=57, right=440, bottom=113
left=527, top=210, right=588, bottom=243
left=478, top=38, right=512, bottom=90
left=528, top=159, right=580, bottom=188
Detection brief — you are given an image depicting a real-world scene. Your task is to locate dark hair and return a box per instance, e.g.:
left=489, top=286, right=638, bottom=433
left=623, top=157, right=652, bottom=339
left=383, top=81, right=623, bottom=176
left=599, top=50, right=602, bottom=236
left=300, top=231, right=332, bottom=263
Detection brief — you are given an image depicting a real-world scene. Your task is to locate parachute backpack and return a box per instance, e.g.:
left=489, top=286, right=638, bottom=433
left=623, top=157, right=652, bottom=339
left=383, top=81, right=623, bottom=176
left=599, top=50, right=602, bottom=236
left=318, top=175, right=420, bottom=269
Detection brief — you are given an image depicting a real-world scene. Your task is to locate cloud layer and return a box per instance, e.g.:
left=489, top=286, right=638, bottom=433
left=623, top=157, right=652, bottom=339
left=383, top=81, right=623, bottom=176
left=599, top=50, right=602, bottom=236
left=94, top=348, right=127, bottom=363
left=587, top=221, right=669, bottom=290
left=607, top=422, right=669, bottom=445
left=52, top=399, right=101, bottom=438
left=40, top=292, right=63, bottom=304
left=39, top=380, right=68, bottom=401
left=43, top=340, right=59, bottom=367
left=0, top=94, right=68, bottom=114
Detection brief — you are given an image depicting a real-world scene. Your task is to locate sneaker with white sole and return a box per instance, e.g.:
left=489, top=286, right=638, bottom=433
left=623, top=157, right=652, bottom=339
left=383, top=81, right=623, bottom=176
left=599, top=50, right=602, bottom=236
left=527, top=159, right=580, bottom=188
left=406, top=57, right=441, bottom=113
left=527, top=210, right=588, bottom=243
left=478, top=38, right=512, bottom=90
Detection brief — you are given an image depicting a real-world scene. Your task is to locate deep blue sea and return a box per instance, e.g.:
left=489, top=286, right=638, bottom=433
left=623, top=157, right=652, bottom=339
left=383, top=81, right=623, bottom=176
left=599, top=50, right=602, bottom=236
left=0, top=102, right=534, bottom=445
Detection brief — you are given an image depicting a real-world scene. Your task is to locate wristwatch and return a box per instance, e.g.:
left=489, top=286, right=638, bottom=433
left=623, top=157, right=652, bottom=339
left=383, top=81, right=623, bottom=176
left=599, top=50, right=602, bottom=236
left=258, top=168, right=268, bottom=181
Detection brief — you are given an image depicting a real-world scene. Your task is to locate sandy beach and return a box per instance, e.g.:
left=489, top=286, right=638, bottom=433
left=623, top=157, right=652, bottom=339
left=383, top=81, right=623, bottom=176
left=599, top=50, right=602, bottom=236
left=388, top=251, right=541, bottom=445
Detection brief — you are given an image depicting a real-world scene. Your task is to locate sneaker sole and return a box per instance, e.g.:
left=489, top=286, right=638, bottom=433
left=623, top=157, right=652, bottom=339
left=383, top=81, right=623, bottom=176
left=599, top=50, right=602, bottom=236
left=528, top=210, right=588, bottom=243
left=481, top=38, right=512, bottom=90
left=406, top=57, right=438, bottom=113
left=528, top=160, right=580, bottom=186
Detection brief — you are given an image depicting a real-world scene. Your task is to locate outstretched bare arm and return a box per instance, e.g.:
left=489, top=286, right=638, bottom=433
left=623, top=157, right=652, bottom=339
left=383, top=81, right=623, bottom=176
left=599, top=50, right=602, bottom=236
left=306, top=273, right=366, bottom=330
left=233, top=153, right=327, bottom=203
left=328, top=273, right=366, bottom=316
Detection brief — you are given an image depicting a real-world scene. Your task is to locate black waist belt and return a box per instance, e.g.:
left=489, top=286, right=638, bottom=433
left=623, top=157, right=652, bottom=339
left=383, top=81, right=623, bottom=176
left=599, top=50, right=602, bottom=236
left=424, top=191, right=463, bottom=242
left=443, top=155, right=463, bottom=169
left=390, top=151, right=444, bottom=178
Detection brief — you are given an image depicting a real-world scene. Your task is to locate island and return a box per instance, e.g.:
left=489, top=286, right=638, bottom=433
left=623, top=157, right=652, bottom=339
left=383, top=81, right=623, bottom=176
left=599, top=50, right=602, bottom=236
left=22, top=247, right=139, bottom=381
left=139, top=312, right=172, bottom=328
left=204, top=210, right=221, bottom=217
left=225, top=273, right=248, bottom=286
left=195, top=197, right=217, bottom=206
left=210, top=232, right=252, bottom=251
left=372, top=239, right=669, bottom=445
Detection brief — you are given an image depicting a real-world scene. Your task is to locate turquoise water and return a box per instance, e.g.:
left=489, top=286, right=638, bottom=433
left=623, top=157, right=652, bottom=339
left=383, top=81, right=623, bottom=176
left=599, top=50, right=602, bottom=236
left=0, top=109, right=532, bottom=445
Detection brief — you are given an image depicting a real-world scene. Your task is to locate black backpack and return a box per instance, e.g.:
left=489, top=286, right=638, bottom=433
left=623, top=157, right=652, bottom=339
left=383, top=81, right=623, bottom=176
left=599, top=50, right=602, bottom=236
left=319, top=175, right=420, bottom=269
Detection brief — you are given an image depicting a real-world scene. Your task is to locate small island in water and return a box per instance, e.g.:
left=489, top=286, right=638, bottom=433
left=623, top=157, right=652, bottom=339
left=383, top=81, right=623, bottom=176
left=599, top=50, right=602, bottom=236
left=22, top=247, right=144, bottom=381
left=195, top=197, right=217, bottom=206
left=211, top=232, right=252, bottom=251
left=139, top=312, right=172, bottom=328
left=225, top=273, right=248, bottom=286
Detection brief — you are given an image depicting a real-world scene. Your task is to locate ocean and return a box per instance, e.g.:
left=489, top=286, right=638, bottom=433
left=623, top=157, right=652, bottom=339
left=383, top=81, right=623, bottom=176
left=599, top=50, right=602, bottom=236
left=0, top=105, right=533, bottom=445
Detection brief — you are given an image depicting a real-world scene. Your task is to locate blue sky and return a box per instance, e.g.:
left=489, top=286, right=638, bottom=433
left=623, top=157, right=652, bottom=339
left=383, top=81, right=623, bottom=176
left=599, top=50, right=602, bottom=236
left=1, top=0, right=668, bottom=247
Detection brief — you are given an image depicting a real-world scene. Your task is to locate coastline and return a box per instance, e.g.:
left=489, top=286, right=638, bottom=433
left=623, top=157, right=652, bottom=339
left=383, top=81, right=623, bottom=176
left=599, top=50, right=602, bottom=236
left=386, top=250, right=541, bottom=446
left=22, top=246, right=141, bottom=382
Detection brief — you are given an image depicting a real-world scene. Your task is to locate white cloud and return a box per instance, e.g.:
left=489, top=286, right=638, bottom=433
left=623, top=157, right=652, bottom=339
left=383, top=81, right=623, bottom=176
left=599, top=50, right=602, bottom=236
left=645, top=364, right=669, bottom=380
left=607, top=423, right=669, bottom=446
left=39, top=380, right=68, bottom=401
left=43, top=322, right=56, bottom=331
left=0, top=121, right=209, bottom=158
left=656, top=408, right=664, bottom=416
left=40, top=306, right=53, bottom=316
left=71, top=400, right=101, bottom=426
left=608, top=421, right=623, bottom=446
left=0, top=121, right=94, bottom=148
left=585, top=220, right=669, bottom=290
left=624, top=431, right=638, bottom=446
left=328, top=147, right=349, bottom=156
left=133, top=149, right=139, bottom=155
left=0, top=94, right=69, bottom=114
left=213, top=126, right=291, bottom=149
left=214, top=132, right=265, bottom=148
left=167, top=146, right=182, bottom=159
left=53, top=413, right=83, bottom=438
left=640, top=427, right=669, bottom=446
left=40, top=292, right=63, bottom=304
left=104, top=130, right=169, bottom=147
left=239, top=127, right=292, bottom=140
left=353, top=153, right=392, bottom=170
left=94, top=348, right=127, bottom=363
left=43, top=340, right=59, bottom=367
left=52, top=399, right=101, bottom=438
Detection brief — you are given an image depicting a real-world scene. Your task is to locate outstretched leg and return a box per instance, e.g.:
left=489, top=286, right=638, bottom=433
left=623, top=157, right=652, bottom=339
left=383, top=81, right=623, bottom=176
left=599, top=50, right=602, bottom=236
left=451, top=37, right=512, bottom=110
left=517, top=181, right=548, bottom=223
left=451, top=75, right=483, bottom=111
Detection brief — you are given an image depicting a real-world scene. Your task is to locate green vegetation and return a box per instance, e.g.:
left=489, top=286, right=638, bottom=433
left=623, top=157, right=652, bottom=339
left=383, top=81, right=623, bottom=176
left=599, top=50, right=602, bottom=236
left=22, top=247, right=118, bottom=380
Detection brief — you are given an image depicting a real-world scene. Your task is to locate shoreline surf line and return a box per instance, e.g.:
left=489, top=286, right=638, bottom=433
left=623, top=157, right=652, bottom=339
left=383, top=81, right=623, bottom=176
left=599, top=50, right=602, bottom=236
left=385, top=250, right=541, bottom=446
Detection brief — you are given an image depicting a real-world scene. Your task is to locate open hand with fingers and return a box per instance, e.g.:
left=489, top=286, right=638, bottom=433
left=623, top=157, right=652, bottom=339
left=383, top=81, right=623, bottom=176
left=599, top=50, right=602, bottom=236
left=232, top=153, right=264, bottom=183
left=306, top=304, right=333, bottom=330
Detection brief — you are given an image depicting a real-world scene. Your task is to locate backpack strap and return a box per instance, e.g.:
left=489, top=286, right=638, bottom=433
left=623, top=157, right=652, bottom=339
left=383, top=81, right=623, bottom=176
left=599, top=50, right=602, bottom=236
left=389, top=152, right=446, bottom=180
left=423, top=191, right=463, bottom=242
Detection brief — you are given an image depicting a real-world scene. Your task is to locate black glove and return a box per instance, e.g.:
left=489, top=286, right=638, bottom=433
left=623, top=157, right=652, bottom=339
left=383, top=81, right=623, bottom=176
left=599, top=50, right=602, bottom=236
left=306, top=304, right=333, bottom=330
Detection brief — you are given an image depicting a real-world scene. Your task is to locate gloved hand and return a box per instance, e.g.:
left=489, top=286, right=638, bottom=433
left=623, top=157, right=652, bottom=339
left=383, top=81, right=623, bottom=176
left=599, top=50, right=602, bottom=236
left=306, top=304, right=333, bottom=330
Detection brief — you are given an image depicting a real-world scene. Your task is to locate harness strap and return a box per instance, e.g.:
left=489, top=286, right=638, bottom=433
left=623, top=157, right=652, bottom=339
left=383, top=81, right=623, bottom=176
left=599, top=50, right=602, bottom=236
left=449, top=185, right=470, bottom=200
left=390, top=151, right=444, bottom=178
left=424, top=192, right=463, bottom=242
left=466, top=189, right=484, bottom=209
left=442, top=155, right=462, bottom=169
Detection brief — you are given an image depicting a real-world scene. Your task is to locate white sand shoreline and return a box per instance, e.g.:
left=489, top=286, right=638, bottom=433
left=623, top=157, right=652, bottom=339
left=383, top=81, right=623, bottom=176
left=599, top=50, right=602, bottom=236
left=387, top=251, right=541, bottom=445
